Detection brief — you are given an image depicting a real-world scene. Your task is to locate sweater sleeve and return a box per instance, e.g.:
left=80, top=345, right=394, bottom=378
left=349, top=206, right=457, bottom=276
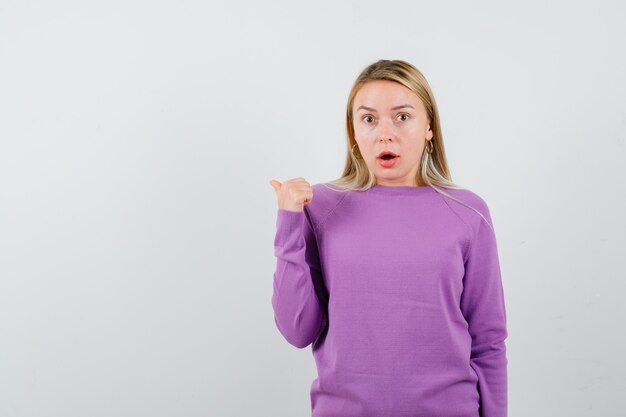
left=271, top=207, right=327, bottom=349
left=460, top=203, right=508, bottom=417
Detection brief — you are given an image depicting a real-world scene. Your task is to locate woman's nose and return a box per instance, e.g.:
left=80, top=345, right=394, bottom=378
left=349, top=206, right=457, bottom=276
left=376, top=118, right=396, bottom=141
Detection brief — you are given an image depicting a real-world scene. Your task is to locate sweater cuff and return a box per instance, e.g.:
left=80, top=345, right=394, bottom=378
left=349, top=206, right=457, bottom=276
left=276, top=208, right=306, bottom=241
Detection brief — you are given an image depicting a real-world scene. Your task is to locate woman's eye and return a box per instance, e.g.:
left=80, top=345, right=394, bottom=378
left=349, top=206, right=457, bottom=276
left=363, top=115, right=374, bottom=123
left=398, top=113, right=409, bottom=121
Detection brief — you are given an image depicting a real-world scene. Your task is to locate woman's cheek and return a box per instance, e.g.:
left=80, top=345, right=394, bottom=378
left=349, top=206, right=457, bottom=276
left=357, top=128, right=376, bottom=140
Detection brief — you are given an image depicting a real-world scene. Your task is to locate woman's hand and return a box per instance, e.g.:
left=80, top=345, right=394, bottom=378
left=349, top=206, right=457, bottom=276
left=269, top=178, right=313, bottom=212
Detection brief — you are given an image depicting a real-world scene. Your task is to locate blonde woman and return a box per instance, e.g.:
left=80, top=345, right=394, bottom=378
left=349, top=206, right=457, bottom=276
left=270, top=59, right=508, bottom=417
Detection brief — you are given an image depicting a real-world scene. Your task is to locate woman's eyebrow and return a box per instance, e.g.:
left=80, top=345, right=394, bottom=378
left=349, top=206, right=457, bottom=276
left=356, top=104, right=415, bottom=112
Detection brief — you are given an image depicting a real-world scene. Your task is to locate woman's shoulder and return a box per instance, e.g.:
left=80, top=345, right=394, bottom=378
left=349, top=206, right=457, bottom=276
left=438, top=185, right=489, bottom=210
left=434, top=185, right=493, bottom=229
left=304, top=182, right=351, bottom=231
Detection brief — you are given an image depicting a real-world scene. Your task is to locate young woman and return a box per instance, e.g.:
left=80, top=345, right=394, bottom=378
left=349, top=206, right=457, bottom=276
left=269, top=59, right=508, bottom=417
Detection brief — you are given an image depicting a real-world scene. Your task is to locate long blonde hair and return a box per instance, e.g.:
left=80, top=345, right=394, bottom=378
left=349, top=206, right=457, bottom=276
left=324, top=59, right=492, bottom=229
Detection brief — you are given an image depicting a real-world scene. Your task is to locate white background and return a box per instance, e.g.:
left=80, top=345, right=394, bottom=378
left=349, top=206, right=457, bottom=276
left=1, top=1, right=625, bottom=416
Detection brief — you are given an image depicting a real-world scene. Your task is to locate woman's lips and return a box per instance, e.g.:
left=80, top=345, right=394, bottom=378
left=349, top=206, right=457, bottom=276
left=377, top=155, right=399, bottom=168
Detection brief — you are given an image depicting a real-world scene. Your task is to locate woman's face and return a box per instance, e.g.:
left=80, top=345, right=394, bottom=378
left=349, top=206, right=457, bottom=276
left=352, top=80, right=433, bottom=186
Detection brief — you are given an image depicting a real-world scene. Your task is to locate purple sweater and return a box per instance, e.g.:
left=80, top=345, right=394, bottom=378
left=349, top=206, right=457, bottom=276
left=272, top=183, right=508, bottom=417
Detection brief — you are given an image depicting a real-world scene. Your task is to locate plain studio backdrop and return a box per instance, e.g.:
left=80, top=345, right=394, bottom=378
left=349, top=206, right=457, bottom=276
left=1, top=1, right=625, bottom=416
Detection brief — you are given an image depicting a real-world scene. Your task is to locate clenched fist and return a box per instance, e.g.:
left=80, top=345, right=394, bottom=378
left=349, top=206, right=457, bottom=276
left=269, top=178, right=313, bottom=212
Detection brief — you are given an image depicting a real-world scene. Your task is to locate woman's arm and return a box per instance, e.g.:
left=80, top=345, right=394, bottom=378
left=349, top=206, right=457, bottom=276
left=271, top=207, right=326, bottom=349
left=460, top=202, right=509, bottom=417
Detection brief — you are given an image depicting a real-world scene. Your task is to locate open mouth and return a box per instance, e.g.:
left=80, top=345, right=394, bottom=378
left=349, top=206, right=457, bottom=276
left=377, top=151, right=399, bottom=160
left=377, top=151, right=400, bottom=168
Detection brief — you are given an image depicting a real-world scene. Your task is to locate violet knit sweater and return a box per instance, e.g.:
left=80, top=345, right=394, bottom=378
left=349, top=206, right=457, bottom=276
left=271, top=183, right=508, bottom=417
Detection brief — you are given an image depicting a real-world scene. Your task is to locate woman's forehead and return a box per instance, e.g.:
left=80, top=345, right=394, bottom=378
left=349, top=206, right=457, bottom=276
left=354, top=81, right=423, bottom=112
